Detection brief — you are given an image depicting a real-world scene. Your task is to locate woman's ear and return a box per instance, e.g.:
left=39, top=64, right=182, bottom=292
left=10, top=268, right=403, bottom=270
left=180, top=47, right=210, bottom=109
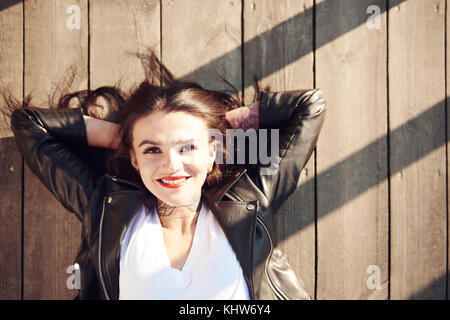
left=130, top=149, right=139, bottom=172
left=208, top=141, right=217, bottom=172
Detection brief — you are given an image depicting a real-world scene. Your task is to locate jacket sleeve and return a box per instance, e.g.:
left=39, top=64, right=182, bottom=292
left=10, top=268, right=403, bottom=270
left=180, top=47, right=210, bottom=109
left=11, top=107, right=103, bottom=221
left=256, top=88, right=327, bottom=214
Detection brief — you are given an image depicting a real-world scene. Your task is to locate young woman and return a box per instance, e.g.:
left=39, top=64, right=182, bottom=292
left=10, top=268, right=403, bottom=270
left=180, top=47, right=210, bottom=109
left=4, top=49, right=326, bottom=300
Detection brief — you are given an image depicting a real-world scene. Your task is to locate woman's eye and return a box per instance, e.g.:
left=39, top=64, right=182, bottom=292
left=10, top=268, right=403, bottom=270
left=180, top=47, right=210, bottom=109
left=143, top=147, right=161, bottom=154
left=180, top=144, right=198, bottom=153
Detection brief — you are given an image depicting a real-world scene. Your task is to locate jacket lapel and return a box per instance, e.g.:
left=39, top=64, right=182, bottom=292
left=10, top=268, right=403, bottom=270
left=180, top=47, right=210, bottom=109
left=203, top=167, right=257, bottom=298
left=100, top=182, right=143, bottom=300
left=205, top=199, right=257, bottom=298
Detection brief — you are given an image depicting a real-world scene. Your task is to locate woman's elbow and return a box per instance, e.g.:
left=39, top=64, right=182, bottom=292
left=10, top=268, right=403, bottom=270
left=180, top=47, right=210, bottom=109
left=303, top=89, right=327, bottom=118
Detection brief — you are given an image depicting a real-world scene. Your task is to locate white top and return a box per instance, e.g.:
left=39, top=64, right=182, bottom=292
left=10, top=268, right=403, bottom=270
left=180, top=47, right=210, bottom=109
left=118, top=200, right=251, bottom=300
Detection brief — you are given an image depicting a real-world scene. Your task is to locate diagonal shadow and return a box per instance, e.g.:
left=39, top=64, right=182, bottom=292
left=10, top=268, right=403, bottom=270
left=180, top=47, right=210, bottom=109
left=407, top=272, right=449, bottom=300
left=271, top=97, right=446, bottom=300
left=283, top=97, right=447, bottom=300
left=0, top=0, right=21, bottom=12
left=313, top=98, right=446, bottom=225
left=179, top=0, right=406, bottom=88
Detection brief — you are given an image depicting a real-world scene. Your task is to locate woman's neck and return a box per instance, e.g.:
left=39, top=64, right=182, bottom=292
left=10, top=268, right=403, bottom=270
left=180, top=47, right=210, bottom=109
left=156, top=198, right=201, bottom=234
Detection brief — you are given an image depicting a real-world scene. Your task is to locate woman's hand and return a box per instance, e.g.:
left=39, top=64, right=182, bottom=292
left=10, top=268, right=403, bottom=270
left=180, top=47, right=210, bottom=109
left=225, top=101, right=260, bottom=130
left=84, top=115, right=121, bottom=149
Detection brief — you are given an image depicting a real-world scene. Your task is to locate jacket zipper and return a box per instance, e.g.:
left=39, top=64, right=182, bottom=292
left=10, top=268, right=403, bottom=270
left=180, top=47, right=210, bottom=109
left=106, top=174, right=141, bottom=189
left=227, top=190, right=288, bottom=300
left=98, top=196, right=111, bottom=300
left=256, top=214, right=288, bottom=300
left=98, top=175, right=141, bottom=300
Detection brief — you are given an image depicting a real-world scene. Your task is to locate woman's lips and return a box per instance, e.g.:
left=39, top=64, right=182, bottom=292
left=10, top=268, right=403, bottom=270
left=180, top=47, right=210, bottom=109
left=157, top=176, right=190, bottom=188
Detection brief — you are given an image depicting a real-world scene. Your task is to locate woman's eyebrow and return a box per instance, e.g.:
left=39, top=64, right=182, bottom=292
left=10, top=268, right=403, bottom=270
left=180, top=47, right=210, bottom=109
left=175, top=138, right=200, bottom=144
left=138, top=138, right=200, bottom=148
left=138, top=139, right=160, bottom=147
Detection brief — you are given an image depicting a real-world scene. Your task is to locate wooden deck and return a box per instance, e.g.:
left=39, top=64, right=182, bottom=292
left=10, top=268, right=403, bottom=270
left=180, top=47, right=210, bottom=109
left=0, top=0, right=448, bottom=299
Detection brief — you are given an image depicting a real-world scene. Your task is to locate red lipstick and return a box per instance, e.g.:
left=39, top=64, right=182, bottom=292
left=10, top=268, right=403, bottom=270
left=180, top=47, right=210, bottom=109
left=157, top=176, right=190, bottom=188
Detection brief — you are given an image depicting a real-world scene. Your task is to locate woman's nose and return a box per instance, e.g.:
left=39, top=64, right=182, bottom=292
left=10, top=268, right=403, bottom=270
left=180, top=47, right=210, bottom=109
left=163, top=149, right=183, bottom=171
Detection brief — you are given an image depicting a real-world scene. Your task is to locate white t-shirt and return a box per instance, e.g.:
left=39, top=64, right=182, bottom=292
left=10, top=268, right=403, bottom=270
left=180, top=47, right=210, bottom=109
left=118, top=200, right=251, bottom=300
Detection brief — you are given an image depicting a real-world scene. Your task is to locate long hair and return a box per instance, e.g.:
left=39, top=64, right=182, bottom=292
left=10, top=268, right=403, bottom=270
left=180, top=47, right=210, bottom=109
left=1, top=47, right=270, bottom=210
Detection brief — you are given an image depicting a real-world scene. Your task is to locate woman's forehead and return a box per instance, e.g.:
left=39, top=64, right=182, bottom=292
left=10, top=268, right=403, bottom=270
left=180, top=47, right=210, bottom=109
left=133, top=111, right=209, bottom=145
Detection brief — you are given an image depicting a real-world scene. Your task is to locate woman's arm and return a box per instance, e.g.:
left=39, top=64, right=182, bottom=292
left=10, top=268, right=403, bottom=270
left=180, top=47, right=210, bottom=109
left=226, top=89, right=327, bottom=215
left=225, top=101, right=260, bottom=131
left=83, top=114, right=121, bottom=149
left=261, top=89, right=327, bottom=214
left=11, top=107, right=105, bottom=221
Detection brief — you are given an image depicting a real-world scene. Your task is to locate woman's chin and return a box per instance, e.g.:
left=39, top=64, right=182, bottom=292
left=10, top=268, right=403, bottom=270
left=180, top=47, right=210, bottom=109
left=149, top=183, right=202, bottom=208
left=156, top=195, right=198, bottom=208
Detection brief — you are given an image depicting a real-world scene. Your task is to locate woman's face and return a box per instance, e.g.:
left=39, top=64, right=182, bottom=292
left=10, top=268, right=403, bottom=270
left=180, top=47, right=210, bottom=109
left=130, top=110, right=216, bottom=207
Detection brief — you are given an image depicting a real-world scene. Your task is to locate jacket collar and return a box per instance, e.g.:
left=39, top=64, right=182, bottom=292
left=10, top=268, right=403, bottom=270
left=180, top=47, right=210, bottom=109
left=201, top=167, right=256, bottom=298
left=202, top=167, right=247, bottom=202
left=99, top=167, right=255, bottom=300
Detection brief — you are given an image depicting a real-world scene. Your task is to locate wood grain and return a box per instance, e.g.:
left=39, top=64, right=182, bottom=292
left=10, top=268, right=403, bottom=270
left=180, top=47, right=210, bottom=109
left=389, top=0, right=446, bottom=299
left=243, top=0, right=316, bottom=298
left=0, top=0, right=23, bottom=300
left=448, top=0, right=450, bottom=302
left=161, top=0, right=241, bottom=91
left=90, top=0, right=160, bottom=94
left=23, top=0, right=87, bottom=299
left=316, top=0, right=389, bottom=299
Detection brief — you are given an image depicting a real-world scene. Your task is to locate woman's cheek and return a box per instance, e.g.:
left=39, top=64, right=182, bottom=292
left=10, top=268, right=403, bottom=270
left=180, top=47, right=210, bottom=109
left=187, top=152, right=209, bottom=175
left=138, top=157, right=157, bottom=179
left=182, top=152, right=200, bottom=166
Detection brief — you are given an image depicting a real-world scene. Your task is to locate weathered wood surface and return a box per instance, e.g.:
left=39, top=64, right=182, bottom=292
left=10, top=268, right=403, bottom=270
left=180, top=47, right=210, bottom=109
left=315, top=0, right=389, bottom=299
left=90, top=0, right=160, bottom=93
left=243, top=0, right=316, bottom=298
left=162, top=0, right=241, bottom=90
left=22, top=0, right=87, bottom=299
left=447, top=0, right=450, bottom=300
left=0, top=0, right=23, bottom=300
left=0, top=0, right=448, bottom=300
left=388, top=0, right=446, bottom=299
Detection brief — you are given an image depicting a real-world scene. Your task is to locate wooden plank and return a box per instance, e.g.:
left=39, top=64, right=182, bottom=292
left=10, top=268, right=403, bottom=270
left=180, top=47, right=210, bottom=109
left=243, top=0, right=316, bottom=298
left=23, top=0, right=87, bottom=299
left=90, top=0, right=160, bottom=94
left=315, top=0, right=389, bottom=299
left=0, top=0, right=23, bottom=300
left=389, top=0, right=446, bottom=299
left=0, top=139, right=22, bottom=300
left=448, top=0, right=450, bottom=302
left=161, top=0, right=241, bottom=91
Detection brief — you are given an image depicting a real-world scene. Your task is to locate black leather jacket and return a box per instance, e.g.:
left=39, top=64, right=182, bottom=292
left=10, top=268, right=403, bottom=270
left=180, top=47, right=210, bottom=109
left=11, top=88, right=326, bottom=300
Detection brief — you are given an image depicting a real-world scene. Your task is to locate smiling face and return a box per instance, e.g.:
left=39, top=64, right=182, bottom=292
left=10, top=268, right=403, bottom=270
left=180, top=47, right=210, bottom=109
left=130, top=110, right=216, bottom=207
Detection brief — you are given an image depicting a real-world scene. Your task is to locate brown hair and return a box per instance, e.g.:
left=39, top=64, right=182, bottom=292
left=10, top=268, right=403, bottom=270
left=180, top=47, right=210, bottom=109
left=1, top=47, right=268, bottom=210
